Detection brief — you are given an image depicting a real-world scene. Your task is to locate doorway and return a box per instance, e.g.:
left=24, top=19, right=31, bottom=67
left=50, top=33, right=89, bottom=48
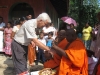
left=9, top=3, right=34, bottom=21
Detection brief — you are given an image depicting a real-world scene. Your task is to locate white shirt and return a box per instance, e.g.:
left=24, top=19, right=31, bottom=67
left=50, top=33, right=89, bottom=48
left=42, top=26, right=57, bottom=39
left=0, top=22, right=5, bottom=35
left=12, top=26, right=19, bottom=33
left=36, top=38, right=46, bottom=51
left=14, top=19, right=37, bottom=46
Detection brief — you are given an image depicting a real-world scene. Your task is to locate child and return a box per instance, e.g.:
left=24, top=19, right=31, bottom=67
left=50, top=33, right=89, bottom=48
left=87, top=50, right=98, bottom=75
left=46, top=32, right=54, bottom=48
left=36, top=32, right=46, bottom=65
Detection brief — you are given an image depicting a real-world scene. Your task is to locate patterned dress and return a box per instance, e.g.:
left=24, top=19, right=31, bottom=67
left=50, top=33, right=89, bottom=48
left=4, top=28, right=12, bottom=55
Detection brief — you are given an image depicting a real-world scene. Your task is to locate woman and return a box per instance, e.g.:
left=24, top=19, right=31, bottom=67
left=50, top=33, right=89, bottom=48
left=4, top=22, right=13, bottom=56
left=42, top=23, right=56, bottom=39
left=11, top=17, right=26, bottom=39
left=82, top=22, right=92, bottom=50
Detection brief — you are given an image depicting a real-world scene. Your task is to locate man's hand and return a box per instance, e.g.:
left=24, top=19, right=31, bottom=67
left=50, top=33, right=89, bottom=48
left=31, top=41, right=35, bottom=47
left=44, top=51, right=53, bottom=60
left=52, top=41, right=58, bottom=50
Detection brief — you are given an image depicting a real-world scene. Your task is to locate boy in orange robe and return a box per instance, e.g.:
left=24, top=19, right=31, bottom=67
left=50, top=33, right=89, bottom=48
left=52, top=29, right=88, bottom=75
left=28, top=42, right=36, bottom=66
left=44, top=30, right=68, bottom=74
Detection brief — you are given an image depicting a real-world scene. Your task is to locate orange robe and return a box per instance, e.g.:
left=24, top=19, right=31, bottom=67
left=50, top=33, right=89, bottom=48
left=44, top=38, right=68, bottom=74
left=59, top=38, right=88, bottom=75
left=28, top=44, right=36, bottom=65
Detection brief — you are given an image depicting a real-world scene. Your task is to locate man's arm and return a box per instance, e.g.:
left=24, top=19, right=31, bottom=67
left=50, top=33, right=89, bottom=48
left=33, top=38, right=50, bottom=51
left=51, top=44, right=69, bottom=59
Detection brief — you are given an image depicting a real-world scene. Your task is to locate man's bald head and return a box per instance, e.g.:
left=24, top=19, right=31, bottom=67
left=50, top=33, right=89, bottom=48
left=58, top=30, right=66, bottom=42
left=66, top=29, right=77, bottom=42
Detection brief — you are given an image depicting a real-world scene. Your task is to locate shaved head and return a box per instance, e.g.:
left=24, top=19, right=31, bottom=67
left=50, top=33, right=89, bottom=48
left=58, top=30, right=66, bottom=42
left=59, top=30, right=66, bottom=35
left=66, top=29, right=76, bottom=35
left=66, top=29, right=77, bottom=42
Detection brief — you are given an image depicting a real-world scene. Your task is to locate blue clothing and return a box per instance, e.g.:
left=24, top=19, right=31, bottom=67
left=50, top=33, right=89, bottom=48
left=78, top=33, right=82, bottom=39
left=46, top=39, right=53, bottom=47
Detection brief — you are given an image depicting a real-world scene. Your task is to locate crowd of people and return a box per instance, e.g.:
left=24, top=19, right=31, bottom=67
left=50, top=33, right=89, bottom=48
left=0, top=12, right=100, bottom=75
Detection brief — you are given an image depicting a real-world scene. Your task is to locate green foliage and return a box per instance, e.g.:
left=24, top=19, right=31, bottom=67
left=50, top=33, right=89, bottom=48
left=68, top=0, right=100, bottom=33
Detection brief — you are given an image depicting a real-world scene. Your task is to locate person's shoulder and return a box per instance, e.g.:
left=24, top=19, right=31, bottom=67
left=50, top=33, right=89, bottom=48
left=71, top=38, right=85, bottom=47
left=2, top=22, right=5, bottom=24
left=29, top=19, right=35, bottom=21
left=13, top=25, right=17, bottom=28
left=88, top=26, right=92, bottom=29
left=10, top=27, right=13, bottom=29
left=0, top=22, right=5, bottom=26
left=49, top=26, right=54, bottom=29
left=26, top=19, right=36, bottom=23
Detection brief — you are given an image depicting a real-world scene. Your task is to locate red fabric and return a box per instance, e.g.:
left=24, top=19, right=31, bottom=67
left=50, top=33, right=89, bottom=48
left=97, top=64, right=100, bottom=75
left=18, top=71, right=28, bottom=75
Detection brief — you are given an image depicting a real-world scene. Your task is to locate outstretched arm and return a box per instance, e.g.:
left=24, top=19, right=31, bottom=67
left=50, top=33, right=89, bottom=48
left=32, top=38, right=50, bottom=51
left=51, top=44, right=69, bottom=59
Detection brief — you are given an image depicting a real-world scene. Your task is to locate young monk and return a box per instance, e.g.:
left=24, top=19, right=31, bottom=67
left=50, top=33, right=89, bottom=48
left=28, top=42, right=36, bottom=66
left=44, top=30, right=68, bottom=75
left=52, top=29, right=88, bottom=75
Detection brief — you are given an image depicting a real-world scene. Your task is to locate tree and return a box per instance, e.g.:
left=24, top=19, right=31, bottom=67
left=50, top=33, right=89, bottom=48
left=68, top=0, right=99, bottom=33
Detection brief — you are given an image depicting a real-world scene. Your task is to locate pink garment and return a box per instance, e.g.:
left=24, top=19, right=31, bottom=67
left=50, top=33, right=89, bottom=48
left=4, top=28, right=12, bottom=55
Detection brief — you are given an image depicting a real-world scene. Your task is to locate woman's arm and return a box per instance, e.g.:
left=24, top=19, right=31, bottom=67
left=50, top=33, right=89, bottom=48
left=11, top=31, right=16, bottom=39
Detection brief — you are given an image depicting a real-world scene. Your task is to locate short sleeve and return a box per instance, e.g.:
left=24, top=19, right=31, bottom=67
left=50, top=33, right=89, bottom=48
left=24, top=22, right=37, bottom=39
left=12, top=26, right=17, bottom=32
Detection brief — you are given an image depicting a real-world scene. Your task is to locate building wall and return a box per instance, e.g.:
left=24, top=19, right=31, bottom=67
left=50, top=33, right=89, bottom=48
left=44, top=0, right=58, bottom=29
left=0, top=0, right=45, bottom=23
